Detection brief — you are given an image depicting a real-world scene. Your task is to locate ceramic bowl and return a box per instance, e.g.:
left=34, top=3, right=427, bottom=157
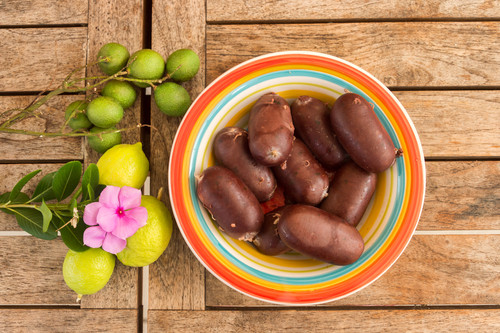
left=169, top=51, right=426, bottom=305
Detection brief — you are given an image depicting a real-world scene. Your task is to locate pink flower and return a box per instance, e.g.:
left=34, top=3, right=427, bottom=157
left=83, top=186, right=148, bottom=254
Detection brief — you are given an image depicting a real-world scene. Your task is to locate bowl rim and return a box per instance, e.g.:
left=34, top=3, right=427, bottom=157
left=168, top=50, right=426, bottom=305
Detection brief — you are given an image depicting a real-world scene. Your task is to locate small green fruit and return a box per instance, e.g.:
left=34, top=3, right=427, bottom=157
left=87, top=126, right=122, bottom=154
left=65, top=100, right=92, bottom=130
left=97, top=43, right=130, bottom=75
left=86, top=96, right=124, bottom=128
left=127, top=49, right=165, bottom=88
left=166, top=49, right=200, bottom=82
left=153, top=82, right=191, bottom=117
left=102, top=80, right=137, bottom=109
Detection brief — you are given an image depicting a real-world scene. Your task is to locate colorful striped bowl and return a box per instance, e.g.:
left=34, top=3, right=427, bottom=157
left=169, top=51, right=426, bottom=305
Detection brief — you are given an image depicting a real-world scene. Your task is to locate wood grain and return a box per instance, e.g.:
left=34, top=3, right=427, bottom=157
left=0, top=163, right=64, bottom=231
left=80, top=0, right=144, bottom=310
left=0, top=0, right=88, bottom=26
left=394, top=91, right=500, bottom=158
left=0, top=237, right=76, bottom=305
left=0, top=95, right=83, bottom=161
left=148, top=0, right=206, bottom=310
left=149, top=309, right=500, bottom=333
left=421, top=161, right=500, bottom=230
left=206, top=22, right=500, bottom=87
left=207, top=0, right=500, bottom=22
left=0, top=309, right=137, bottom=332
left=0, top=28, right=87, bottom=92
left=206, top=235, right=500, bottom=307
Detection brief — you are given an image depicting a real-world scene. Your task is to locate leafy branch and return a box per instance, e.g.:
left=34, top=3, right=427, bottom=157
left=0, top=161, right=104, bottom=251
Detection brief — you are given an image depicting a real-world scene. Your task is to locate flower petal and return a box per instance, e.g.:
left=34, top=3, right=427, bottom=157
left=118, top=186, right=142, bottom=210
left=102, top=232, right=127, bottom=254
left=125, top=206, right=148, bottom=228
left=83, top=226, right=106, bottom=248
left=99, top=185, right=120, bottom=208
left=112, top=215, right=143, bottom=239
left=83, top=202, right=101, bottom=226
left=96, top=206, right=119, bottom=232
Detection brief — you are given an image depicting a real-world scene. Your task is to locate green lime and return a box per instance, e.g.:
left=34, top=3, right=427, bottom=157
left=87, top=126, right=122, bottom=154
left=63, top=248, right=115, bottom=296
left=166, top=49, right=200, bottom=82
left=153, top=82, right=191, bottom=117
left=117, top=195, right=173, bottom=267
left=127, top=49, right=165, bottom=88
left=64, top=100, right=92, bottom=130
left=86, top=96, right=124, bottom=128
left=96, top=142, right=149, bottom=189
left=101, top=80, right=137, bottom=109
left=97, top=43, right=130, bottom=75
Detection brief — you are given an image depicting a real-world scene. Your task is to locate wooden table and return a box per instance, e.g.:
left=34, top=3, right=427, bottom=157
left=1, top=0, right=499, bottom=331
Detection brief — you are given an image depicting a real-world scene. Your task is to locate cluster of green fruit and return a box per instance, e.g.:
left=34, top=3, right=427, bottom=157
left=64, top=42, right=200, bottom=153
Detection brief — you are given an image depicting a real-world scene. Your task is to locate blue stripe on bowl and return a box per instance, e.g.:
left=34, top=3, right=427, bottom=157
left=187, top=69, right=406, bottom=285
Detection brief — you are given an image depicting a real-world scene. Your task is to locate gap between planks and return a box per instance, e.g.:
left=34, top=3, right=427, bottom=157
left=3, top=229, right=500, bottom=237
left=206, top=17, right=500, bottom=25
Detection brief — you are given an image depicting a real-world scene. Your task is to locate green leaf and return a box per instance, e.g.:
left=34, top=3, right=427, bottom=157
left=31, top=171, right=57, bottom=202
left=53, top=215, right=89, bottom=252
left=14, top=208, right=57, bottom=240
left=95, top=184, right=106, bottom=197
left=52, top=161, right=82, bottom=201
left=9, top=170, right=41, bottom=201
left=81, top=164, right=99, bottom=202
left=0, top=192, right=30, bottom=215
left=36, top=199, right=53, bottom=233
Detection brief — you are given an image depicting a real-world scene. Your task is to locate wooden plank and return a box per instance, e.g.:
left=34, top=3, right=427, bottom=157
left=80, top=0, right=144, bottom=310
left=0, top=28, right=87, bottom=92
left=0, top=163, right=64, bottom=231
left=148, top=0, right=206, bottom=310
left=0, top=236, right=77, bottom=305
left=0, top=309, right=137, bottom=332
left=394, top=91, right=500, bottom=158
left=207, top=0, right=500, bottom=22
left=0, top=0, right=88, bottom=26
left=0, top=96, right=83, bottom=161
left=206, top=235, right=500, bottom=307
left=206, top=22, right=500, bottom=87
left=148, top=309, right=500, bottom=333
left=421, top=161, right=500, bottom=230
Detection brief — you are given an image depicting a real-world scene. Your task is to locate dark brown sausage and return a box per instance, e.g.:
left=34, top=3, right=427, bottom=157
left=252, top=206, right=290, bottom=256
left=272, top=138, right=329, bottom=206
left=277, top=205, right=364, bottom=265
left=330, top=93, right=398, bottom=173
left=196, top=166, right=264, bottom=241
left=320, top=161, right=377, bottom=227
left=248, top=92, right=294, bottom=167
left=214, top=127, right=276, bottom=202
left=291, top=95, right=348, bottom=170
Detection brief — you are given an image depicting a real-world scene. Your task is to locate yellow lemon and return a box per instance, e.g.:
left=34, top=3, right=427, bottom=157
left=63, top=248, right=115, bottom=296
left=117, top=195, right=173, bottom=267
left=96, top=142, right=149, bottom=189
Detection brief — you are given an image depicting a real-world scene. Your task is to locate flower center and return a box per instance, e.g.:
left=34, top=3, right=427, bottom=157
left=116, top=207, right=125, bottom=216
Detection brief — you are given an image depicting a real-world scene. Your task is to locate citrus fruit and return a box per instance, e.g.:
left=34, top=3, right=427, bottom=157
left=63, top=248, right=115, bottom=296
left=166, top=48, right=200, bottom=82
left=87, top=126, right=122, bottom=153
left=96, top=142, right=149, bottom=189
left=153, top=82, right=191, bottom=117
left=64, top=100, right=92, bottom=130
left=97, top=42, right=130, bottom=75
left=117, top=195, right=173, bottom=267
left=101, top=80, right=137, bottom=109
left=127, top=49, right=165, bottom=88
left=86, top=96, right=124, bottom=128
